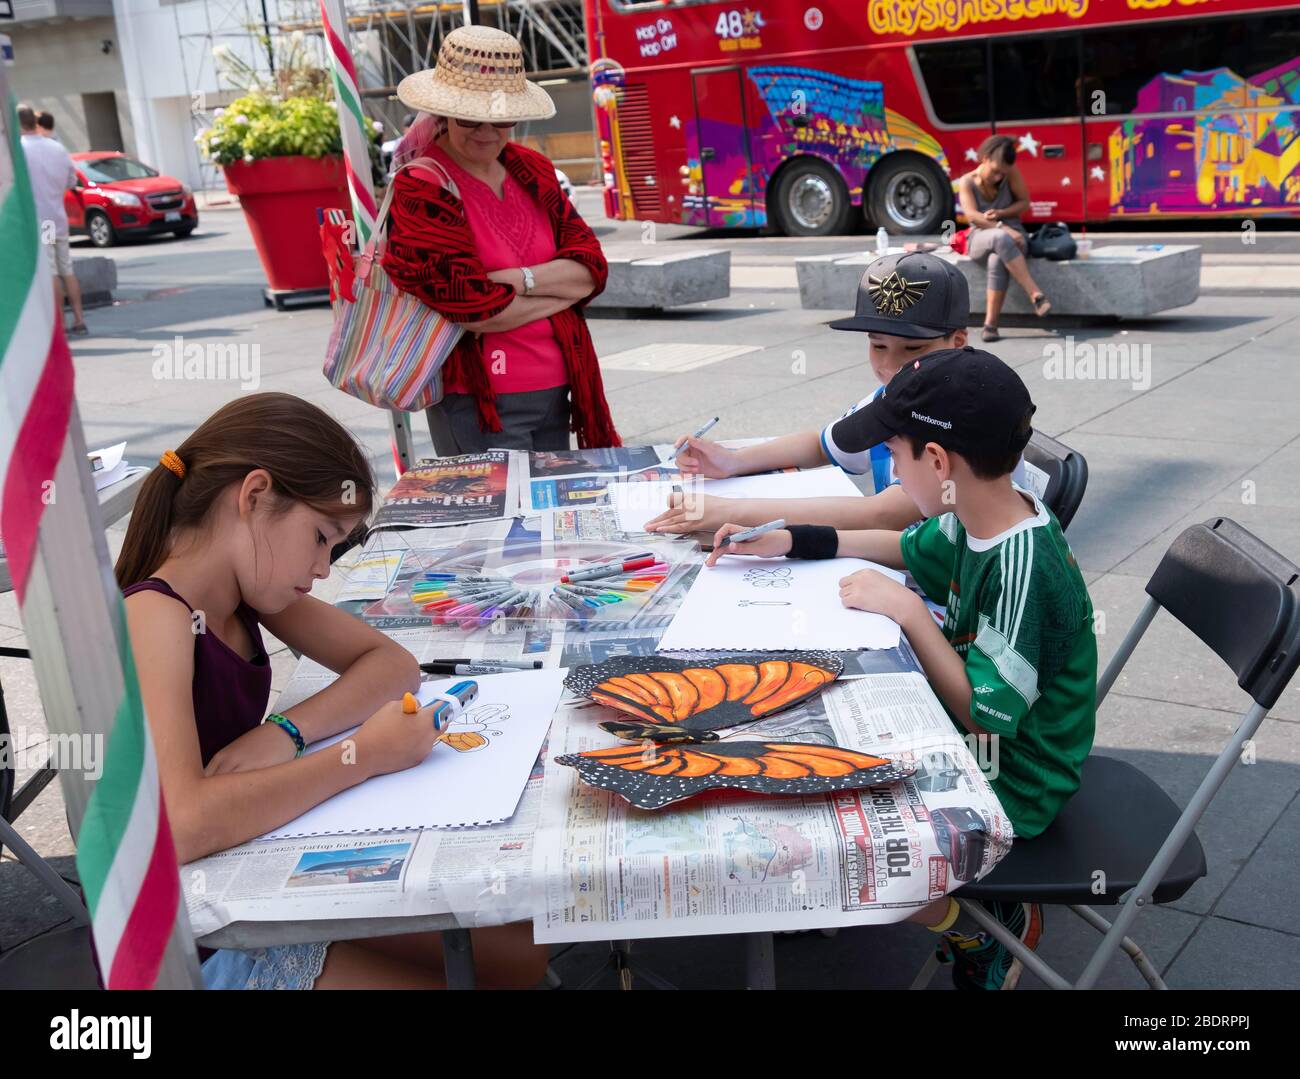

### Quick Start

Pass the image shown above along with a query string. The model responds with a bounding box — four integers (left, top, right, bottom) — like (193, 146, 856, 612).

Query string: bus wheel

(867, 156, 950, 236)
(771, 160, 851, 237)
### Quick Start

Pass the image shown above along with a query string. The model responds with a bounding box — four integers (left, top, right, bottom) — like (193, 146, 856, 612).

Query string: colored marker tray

(367, 540, 689, 632)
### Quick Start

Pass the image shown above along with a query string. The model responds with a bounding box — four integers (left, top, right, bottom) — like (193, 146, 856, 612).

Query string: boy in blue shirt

(647, 253, 1030, 535)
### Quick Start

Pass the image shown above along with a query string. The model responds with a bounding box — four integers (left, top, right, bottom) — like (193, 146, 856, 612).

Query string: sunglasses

(453, 118, 516, 130)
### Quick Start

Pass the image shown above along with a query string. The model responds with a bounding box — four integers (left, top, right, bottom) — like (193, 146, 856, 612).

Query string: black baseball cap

(829, 252, 969, 339)
(828, 347, 1035, 460)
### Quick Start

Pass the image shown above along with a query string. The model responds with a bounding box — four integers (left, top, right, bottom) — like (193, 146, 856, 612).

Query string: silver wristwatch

(520, 266, 536, 295)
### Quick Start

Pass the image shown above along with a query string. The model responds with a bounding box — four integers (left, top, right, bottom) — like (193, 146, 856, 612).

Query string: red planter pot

(222, 155, 351, 292)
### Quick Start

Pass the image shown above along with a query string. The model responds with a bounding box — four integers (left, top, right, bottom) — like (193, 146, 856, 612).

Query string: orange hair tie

(159, 450, 186, 479)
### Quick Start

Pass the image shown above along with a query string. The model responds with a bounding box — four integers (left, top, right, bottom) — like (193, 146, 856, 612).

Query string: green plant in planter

(196, 34, 384, 175)
(200, 93, 344, 165)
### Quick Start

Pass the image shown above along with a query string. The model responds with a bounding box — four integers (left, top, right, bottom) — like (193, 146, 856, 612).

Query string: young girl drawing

(117, 393, 547, 989)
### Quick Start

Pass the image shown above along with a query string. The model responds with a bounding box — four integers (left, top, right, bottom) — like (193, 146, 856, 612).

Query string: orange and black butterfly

(555, 740, 914, 810)
(565, 653, 845, 743)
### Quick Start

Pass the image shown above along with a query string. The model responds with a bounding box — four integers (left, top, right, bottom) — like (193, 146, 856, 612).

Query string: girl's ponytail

(114, 392, 375, 589)
(114, 458, 186, 589)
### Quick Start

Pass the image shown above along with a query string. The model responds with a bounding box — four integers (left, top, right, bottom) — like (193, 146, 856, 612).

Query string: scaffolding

(176, 0, 591, 190)
(277, 2, 589, 95)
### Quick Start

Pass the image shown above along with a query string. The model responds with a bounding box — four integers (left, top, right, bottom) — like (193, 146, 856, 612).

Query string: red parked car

(65, 152, 198, 248)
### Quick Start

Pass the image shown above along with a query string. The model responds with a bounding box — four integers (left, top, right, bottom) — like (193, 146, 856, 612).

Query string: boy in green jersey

(707, 347, 1097, 989)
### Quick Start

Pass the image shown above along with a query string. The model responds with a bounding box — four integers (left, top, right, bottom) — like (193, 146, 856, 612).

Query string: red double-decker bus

(585, 0, 1300, 235)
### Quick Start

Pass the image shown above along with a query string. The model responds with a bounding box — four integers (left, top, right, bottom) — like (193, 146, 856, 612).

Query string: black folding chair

(913, 517, 1300, 989)
(1024, 430, 1089, 531)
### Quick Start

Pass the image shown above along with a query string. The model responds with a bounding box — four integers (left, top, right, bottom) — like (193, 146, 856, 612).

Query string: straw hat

(397, 25, 556, 124)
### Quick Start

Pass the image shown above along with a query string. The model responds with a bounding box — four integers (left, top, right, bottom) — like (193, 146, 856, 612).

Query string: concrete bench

(590, 245, 730, 310)
(796, 244, 1201, 319)
(72, 256, 117, 308)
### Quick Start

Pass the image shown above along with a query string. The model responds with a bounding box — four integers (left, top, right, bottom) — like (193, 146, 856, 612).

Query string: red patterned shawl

(381, 141, 620, 448)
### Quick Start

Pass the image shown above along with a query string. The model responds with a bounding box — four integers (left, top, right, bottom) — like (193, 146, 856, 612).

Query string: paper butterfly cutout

(565, 653, 845, 743)
(559, 653, 916, 810)
(555, 740, 915, 811)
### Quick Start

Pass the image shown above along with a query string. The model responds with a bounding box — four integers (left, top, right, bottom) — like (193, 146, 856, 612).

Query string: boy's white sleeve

(819, 391, 880, 475)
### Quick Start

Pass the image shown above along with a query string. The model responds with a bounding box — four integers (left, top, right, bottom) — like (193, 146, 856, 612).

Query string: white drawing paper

(609, 467, 863, 534)
(656, 556, 904, 652)
(261, 667, 567, 837)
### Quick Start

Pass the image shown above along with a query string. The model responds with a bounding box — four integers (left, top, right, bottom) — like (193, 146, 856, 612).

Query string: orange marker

(402, 691, 419, 714)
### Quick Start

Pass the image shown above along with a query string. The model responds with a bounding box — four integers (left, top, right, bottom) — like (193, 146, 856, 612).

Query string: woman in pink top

(383, 26, 620, 453)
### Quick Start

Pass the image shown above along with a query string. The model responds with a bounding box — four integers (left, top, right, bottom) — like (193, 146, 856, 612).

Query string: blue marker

(430, 680, 479, 732)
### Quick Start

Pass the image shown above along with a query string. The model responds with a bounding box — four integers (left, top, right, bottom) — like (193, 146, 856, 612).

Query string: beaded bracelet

(266, 712, 305, 758)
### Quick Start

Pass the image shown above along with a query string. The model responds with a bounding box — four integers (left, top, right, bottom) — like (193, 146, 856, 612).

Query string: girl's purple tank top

(123, 577, 273, 767)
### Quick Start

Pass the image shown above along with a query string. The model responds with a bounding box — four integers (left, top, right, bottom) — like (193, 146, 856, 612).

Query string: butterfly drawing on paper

(743, 566, 793, 589)
(559, 653, 915, 809)
(439, 703, 510, 753)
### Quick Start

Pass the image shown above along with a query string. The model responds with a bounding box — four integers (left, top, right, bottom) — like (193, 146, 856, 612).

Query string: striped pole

(318, 0, 378, 246)
(0, 78, 199, 986)
(317, 0, 414, 476)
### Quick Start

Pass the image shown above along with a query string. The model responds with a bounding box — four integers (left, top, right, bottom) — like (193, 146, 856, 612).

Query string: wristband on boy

(265, 713, 305, 757)
(786, 524, 839, 560)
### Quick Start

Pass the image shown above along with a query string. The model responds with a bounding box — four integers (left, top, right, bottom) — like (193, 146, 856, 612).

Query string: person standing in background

(383, 26, 617, 454)
(18, 104, 88, 337)
(36, 110, 60, 141)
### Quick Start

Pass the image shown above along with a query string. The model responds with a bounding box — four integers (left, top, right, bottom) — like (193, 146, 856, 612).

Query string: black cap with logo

(829, 252, 970, 339)
(827, 347, 1035, 460)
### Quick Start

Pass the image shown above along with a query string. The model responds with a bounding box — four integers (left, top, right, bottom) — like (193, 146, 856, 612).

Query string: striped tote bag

(322, 158, 463, 411)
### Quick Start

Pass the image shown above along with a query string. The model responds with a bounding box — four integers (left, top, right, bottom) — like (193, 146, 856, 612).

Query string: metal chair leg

(441, 927, 476, 989)
(962, 901, 1073, 989)
(0, 817, 88, 925)
(908, 948, 943, 990)
(1069, 905, 1167, 989)
(744, 932, 776, 989)
(9, 758, 57, 820)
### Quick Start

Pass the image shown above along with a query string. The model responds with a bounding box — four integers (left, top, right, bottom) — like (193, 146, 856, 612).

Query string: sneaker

(939, 901, 1042, 990)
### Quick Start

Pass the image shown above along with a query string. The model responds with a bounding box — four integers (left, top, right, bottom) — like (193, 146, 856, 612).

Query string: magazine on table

(372, 451, 519, 530)
(526, 445, 682, 512)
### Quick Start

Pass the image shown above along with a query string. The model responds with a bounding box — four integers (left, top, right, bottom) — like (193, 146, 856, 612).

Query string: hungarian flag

(0, 95, 182, 987)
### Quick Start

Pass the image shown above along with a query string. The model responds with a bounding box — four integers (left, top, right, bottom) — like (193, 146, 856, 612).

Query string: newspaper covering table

(187, 667, 1012, 944)
(532, 672, 1012, 942)
(186, 780, 542, 942)
(182, 446, 1012, 949)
